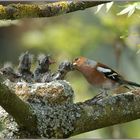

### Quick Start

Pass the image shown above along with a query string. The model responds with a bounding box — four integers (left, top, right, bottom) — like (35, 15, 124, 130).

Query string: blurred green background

(0, 2, 140, 138)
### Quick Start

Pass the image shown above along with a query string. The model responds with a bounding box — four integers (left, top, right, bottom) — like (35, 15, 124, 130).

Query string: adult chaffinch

(72, 57, 140, 98)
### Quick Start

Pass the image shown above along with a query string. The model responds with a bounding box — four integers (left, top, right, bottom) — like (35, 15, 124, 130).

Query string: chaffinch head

(72, 57, 140, 93)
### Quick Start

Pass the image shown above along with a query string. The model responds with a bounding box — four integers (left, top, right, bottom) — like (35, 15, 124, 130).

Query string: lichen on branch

(0, 80, 81, 138)
(1, 77, 140, 138)
(0, 1, 109, 20)
(72, 90, 140, 136)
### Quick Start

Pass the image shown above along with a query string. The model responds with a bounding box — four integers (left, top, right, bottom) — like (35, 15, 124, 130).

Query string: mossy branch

(0, 1, 109, 20)
(72, 90, 140, 137)
(0, 78, 140, 138)
(0, 82, 37, 132)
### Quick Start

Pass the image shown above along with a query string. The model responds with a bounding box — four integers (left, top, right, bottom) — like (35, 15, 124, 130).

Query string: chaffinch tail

(72, 57, 140, 99)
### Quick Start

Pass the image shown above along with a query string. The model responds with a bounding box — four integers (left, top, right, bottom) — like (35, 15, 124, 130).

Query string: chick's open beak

(49, 59, 56, 64)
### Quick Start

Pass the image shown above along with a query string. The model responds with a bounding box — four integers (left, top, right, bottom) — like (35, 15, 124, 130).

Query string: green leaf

(117, 5, 136, 17)
(95, 4, 104, 14)
(128, 7, 135, 17)
(136, 3, 140, 9)
(106, 2, 113, 12)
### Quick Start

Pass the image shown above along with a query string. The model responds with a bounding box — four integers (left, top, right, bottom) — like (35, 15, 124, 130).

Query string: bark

(0, 1, 109, 20)
(72, 90, 140, 136)
(0, 82, 37, 133)
(0, 79, 140, 138)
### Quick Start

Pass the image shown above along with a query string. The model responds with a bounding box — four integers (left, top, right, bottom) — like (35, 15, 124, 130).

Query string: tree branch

(0, 1, 109, 20)
(0, 82, 37, 132)
(1, 78, 140, 138)
(71, 90, 140, 137)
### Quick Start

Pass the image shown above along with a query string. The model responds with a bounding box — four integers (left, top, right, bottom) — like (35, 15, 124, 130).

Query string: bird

(52, 61, 74, 80)
(0, 63, 21, 82)
(34, 54, 55, 82)
(72, 57, 140, 101)
(18, 51, 33, 82)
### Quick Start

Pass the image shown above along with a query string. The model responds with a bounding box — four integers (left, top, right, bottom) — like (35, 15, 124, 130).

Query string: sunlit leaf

(136, 3, 140, 9)
(106, 2, 113, 12)
(95, 4, 104, 14)
(128, 7, 135, 17)
(117, 5, 135, 17)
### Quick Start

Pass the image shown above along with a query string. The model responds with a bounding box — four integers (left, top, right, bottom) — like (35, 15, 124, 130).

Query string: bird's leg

(102, 89, 109, 97)
(90, 89, 109, 104)
(85, 90, 104, 105)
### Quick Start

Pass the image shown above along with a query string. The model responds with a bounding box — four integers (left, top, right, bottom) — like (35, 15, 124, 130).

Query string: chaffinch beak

(72, 62, 77, 71)
(72, 62, 77, 66)
(72, 57, 79, 67)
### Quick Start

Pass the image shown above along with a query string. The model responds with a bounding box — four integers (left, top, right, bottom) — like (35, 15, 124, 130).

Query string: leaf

(136, 49, 140, 54)
(106, 2, 113, 12)
(117, 5, 135, 17)
(128, 7, 135, 17)
(95, 4, 104, 14)
(136, 3, 140, 9)
(120, 30, 129, 39)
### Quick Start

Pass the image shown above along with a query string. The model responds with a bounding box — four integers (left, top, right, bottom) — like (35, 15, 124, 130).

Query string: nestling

(52, 61, 74, 80)
(34, 54, 55, 82)
(0, 63, 21, 82)
(72, 57, 140, 98)
(18, 51, 33, 82)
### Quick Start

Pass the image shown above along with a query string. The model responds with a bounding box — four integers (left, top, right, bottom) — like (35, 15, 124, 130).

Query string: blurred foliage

(0, 2, 140, 138)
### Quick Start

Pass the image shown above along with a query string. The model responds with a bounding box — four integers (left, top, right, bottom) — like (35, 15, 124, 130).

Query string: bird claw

(90, 94, 104, 104)
(87, 90, 109, 105)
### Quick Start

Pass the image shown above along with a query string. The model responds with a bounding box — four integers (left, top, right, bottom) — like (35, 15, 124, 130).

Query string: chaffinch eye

(74, 58, 79, 62)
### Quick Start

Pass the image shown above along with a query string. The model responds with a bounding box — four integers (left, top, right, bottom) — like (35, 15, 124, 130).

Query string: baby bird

(52, 61, 74, 80)
(72, 57, 140, 99)
(34, 54, 55, 82)
(18, 51, 33, 82)
(0, 63, 21, 82)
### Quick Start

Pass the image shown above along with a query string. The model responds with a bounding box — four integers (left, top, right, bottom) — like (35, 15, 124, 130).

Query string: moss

(0, 80, 80, 138)
(57, 2, 69, 13)
(4, 4, 40, 19)
(0, 5, 6, 19)
(27, 80, 81, 138)
(33, 103, 80, 138)
(39, 2, 69, 17)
